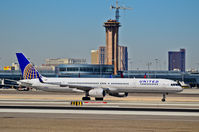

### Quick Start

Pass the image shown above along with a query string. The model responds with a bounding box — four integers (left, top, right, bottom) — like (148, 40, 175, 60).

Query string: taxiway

(0, 89, 199, 132)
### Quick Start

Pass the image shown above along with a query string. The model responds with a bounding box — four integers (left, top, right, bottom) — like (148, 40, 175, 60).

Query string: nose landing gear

(161, 93, 168, 102)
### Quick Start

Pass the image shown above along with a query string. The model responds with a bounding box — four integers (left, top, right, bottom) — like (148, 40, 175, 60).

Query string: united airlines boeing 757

(16, 53, 183, 102)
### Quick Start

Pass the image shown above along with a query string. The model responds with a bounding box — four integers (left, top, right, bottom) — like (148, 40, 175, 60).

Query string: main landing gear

(82, 96, 91, 100)
(82, 91, 91, 100)
(82, 97, 104, 101)
(161, 93, 168, 102)
(82, 91, 104, 101)
(95, 97, 103, 101)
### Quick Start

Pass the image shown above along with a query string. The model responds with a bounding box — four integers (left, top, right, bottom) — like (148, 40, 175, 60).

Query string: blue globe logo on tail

(23, 64, 39, 79)
(16, 53, 40, 79)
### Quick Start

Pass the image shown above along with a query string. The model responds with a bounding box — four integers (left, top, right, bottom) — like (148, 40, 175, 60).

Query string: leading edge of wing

(38, 76, 93, 91)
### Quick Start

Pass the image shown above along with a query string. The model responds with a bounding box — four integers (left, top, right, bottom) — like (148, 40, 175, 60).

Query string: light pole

(197, 63, 199, 72)
(154, 59, 159, 78)
(155, 59, 159, 70)
(146, 62, 152, 71)
(128, 58, 131, 70)
(129, 60, 133, 70)
(146, 62, 152, 78)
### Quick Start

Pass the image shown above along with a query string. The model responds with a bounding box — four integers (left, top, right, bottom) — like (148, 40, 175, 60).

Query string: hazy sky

(0, 0, 199, 70)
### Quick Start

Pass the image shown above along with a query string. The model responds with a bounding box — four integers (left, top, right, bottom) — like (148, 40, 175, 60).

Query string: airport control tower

(104, 1, 131, 75)
(104, 20, 120, 75)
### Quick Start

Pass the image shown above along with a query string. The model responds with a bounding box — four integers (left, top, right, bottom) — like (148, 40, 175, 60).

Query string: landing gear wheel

(161, 93, 166, 102)
(161, 98, 166, 102)
(95, 97, 103, 101)
(82, 97, 91, 100)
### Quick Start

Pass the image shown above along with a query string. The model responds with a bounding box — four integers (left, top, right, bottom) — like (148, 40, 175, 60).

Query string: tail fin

(16, 53, 41, 79)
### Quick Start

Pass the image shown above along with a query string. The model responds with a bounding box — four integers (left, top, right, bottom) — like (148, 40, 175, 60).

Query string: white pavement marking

(0, 101, 69, 104)
(109, 102, 199, 107)
(0, 109, 199, 117)
(1, 100, 199, 107)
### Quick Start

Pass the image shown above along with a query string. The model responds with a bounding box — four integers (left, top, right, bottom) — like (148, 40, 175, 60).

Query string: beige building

(91, 45, 128, 72)
(91, 46, 106, 65)
(43, 58, 86, 67)
(91, 50, 99, 64)
(12, 63, 19, 70)
(45, 58, 69, 67)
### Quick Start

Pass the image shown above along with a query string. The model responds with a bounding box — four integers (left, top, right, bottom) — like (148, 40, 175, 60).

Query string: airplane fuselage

(20, 77, 183, 94)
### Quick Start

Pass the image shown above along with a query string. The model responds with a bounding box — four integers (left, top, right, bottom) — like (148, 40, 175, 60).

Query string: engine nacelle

(88, 88, 106, 98)
(109, 92, 128, 97)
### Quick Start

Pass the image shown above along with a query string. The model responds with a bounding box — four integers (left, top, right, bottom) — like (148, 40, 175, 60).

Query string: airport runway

(0, 89, 199, 131)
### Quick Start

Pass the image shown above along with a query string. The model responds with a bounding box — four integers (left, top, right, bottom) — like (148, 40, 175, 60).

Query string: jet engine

(108, 92, 128, 97)
(88, 88, 106, 98)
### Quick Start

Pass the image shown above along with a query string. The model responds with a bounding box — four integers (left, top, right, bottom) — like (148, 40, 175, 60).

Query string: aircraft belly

(118, 86, 178, 93)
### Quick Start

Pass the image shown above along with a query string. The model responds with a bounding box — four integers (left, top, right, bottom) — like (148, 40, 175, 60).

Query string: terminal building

(55, 64, 114, 78)
(1, 68, 199, 88)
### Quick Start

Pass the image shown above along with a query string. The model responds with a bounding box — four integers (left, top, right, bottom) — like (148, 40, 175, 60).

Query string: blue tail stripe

(16, 53, 30, 75)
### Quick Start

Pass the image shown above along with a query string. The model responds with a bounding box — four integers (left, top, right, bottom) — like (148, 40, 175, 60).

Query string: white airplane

(16, 53, 183, 102)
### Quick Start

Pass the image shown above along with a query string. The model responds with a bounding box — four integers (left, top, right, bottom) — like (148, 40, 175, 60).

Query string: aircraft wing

(60, 83, 109, 92)
(67, 84, 93, 91)
(39, 81, 94, 91)
(19, 81, 32, 87)
(38, 76, 109, 91)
